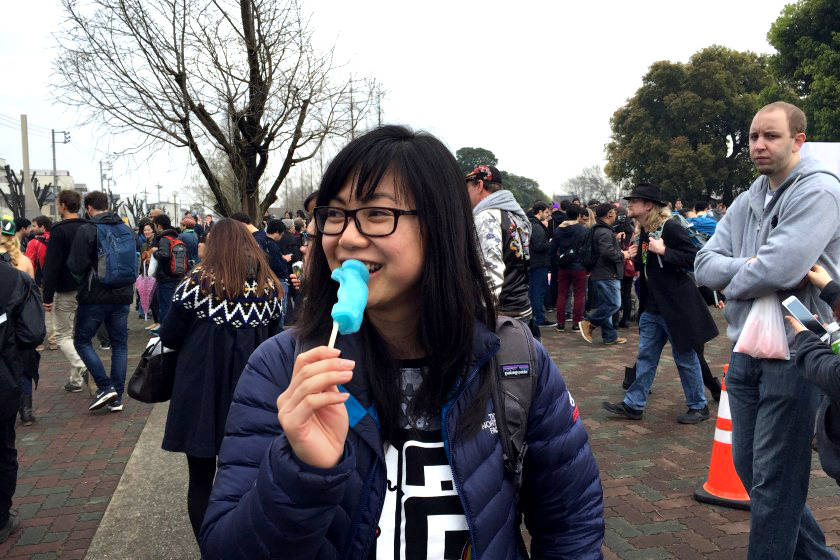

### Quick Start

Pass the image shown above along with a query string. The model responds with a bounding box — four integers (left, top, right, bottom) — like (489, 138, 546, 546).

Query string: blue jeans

(586, 279, 621, 343)
(74, 304, 129, 397)
(625, 311, 706, 411)
(727, 352, 836, 560)
(528, 266, 549, 324)
(156, 280, 178, 324)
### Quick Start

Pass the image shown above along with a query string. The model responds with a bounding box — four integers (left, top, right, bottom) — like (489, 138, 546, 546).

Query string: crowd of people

(1, 100, 840, 559)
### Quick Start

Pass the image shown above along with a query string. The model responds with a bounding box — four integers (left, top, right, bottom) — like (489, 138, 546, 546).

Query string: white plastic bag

(147, 255, 158, 277)
(733, 295, 790, 360)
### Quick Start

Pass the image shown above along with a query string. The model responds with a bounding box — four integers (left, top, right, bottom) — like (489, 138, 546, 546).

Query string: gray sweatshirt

(695, 156, 840, 346)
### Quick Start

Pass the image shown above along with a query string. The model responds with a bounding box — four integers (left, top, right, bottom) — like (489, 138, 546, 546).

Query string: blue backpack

(95, 222, 137, 287)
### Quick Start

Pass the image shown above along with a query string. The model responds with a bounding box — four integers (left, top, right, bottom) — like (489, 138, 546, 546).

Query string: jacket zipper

(357, 458, 382, 559)
(442, 354, 493, 558)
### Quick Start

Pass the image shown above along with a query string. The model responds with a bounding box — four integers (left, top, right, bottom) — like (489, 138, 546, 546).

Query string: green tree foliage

(606, 46, 780, 203)
(768, 0, 840, 141)
(455, 147, 498, 174)
(500, 171, 551, 211)
(455, 146, 550, 209)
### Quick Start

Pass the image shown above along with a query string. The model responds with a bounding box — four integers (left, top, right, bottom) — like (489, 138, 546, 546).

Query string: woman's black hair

(296, 125, 496, 444)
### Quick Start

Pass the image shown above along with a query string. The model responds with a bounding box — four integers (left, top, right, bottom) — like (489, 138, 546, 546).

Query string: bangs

(317, 137, 412, 206)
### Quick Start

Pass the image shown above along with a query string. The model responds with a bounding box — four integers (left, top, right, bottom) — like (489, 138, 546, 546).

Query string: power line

(0, 113, 53, 132)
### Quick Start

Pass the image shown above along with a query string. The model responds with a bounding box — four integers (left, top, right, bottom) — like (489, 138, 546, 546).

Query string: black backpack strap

(489, 315, 538, 498)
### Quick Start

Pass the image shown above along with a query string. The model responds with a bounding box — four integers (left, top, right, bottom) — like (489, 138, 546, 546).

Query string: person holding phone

(199, 126, 604, 559)
(787, 264, 840, 486)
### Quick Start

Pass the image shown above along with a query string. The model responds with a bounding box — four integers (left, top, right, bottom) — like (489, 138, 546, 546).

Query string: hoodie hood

(472, 190, 529, 223)
(748, 156, 840, 219)
(91, 211, 125, 225)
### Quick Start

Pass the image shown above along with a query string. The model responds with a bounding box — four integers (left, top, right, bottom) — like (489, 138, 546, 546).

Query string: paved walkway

(2, 310, 839, 559)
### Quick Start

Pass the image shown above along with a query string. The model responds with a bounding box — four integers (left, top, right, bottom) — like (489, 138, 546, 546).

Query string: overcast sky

(0, 0, 791, 204)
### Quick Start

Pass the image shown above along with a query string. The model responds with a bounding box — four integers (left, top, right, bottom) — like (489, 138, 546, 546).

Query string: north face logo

(481, 413, 498, 435)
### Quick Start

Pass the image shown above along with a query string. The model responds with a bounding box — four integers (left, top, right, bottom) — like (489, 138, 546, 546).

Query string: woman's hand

(276, 346, 354, 469)
(290, 273, 301, 290)
(786, 315, 809, 334)
(807, 264, 833, 290)
(647, 237, 666, 255)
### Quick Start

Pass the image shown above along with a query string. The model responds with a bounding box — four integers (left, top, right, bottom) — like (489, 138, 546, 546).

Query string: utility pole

(156, 184, 162, 208)
(20, 115, 38, 219)
(173, 192, 178, 218)
(52, 129, 70, 218)
(141, 185, 149, 206)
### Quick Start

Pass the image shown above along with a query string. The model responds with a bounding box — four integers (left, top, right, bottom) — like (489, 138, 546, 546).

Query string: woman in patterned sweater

(158, 218, 283, 542)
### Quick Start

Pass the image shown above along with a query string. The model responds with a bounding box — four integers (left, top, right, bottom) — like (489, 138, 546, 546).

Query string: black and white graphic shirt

(376, 360, 471, 560)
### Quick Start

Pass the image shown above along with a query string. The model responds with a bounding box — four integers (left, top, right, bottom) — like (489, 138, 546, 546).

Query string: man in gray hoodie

(695, 101, 840, 560)
(466, 165, 536, 338)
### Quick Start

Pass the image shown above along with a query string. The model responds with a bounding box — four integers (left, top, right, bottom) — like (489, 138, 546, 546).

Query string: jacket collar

(333, 319, 500, 458)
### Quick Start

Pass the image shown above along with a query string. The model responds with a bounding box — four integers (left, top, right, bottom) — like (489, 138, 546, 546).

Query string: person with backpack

(0, 239, 46, 543)
(67, 191, 137, 412)
(551, 204, 589, 331)
(25, 216, 57, 352)
(151, 214, 188, 326)
(199, 126, 604, 559)
(579, 203, 635, 345)
(178, 217, 200, 268)
(0, 218, 40, 427)
(41, 190, 89, 393)
(466, 164, 539, 339)
(603, 183, 717, 425)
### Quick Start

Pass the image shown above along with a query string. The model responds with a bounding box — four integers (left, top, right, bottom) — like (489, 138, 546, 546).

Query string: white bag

(733, 295, 790, 360)
(146, 255, 158, 277)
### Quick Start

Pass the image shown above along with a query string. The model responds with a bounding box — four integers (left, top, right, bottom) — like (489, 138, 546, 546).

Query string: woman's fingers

(281, 370, 354, 414)
(279, 392, 350, 435)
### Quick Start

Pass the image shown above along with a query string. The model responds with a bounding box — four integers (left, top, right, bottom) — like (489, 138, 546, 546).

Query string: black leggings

(186, 455, 217, 542)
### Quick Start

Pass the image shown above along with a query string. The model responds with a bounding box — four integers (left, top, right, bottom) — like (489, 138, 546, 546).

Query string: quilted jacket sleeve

(199, 333, 356, 559)
(520, 343, 605, 559)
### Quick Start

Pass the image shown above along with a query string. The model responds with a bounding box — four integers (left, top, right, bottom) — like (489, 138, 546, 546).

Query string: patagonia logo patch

(501, 363, 530, 378)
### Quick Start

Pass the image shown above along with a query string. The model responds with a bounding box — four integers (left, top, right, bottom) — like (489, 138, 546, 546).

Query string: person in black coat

(0, 255, 46, 543)
(528, 202, 554, 327)
(159, 218, 283, 543)
(788, 264, 840, 486)
(604, 184, 718, 424)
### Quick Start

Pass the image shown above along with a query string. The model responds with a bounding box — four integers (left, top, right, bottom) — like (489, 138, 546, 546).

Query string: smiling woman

(199, 125, 605, 560)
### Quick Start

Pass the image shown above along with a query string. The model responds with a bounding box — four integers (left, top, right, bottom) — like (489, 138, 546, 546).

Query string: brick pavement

(0, 314, 153, 560)
(540, 309, 840, 559)
(3, 309, 839, 559)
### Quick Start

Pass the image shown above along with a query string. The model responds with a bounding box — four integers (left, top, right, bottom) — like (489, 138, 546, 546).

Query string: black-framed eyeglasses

(313, 206, 418, 237)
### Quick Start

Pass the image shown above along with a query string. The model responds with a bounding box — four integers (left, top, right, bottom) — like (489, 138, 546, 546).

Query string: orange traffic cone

(694, 365, 751, 510)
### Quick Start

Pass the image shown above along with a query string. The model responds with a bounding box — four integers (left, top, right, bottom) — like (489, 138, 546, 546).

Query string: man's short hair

(587, 199, 600, 207)
(230, 212, 252, 225)
(14, 217, 31, 230)
(559, 200, 570, 211)
(694, 201, 709, 213)
(152, 214, 172, 230)
(595, 203, 614, 218)
(58, 190, 81, 213)
(266, 218, 286, 235)
(565, 205, 582, 220)
(293, 217, 305, 232)
(84, 191, 109, 211)
(531, 201, 548, 214)
(758, 101, 807, 136)
(32, 215, 52, 231)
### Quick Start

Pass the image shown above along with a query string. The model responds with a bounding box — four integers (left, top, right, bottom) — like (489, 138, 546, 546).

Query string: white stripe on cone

(714, 428, 732, 444)
(719, 390, 731, 420)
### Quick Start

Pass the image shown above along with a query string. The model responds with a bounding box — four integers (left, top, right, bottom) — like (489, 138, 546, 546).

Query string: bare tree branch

(54, 0, 380, 222)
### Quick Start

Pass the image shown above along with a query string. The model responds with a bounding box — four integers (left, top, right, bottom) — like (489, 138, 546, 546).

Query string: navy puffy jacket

(200, 322, 604, 559)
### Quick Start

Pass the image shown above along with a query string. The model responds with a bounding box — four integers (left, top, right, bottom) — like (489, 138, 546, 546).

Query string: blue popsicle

(330, 260, 370, 334)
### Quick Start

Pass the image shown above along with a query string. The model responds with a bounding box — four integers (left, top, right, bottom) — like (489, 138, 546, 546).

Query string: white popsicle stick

(328, 321, 339, 349)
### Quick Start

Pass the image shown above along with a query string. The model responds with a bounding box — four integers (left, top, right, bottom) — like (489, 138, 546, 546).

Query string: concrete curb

(85, 402, 199, 559)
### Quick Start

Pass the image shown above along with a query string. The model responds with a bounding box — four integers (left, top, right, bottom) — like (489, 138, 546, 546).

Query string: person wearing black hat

(602, 183, 717, 424)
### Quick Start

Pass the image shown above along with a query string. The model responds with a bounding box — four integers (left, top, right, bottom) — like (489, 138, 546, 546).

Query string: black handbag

(127, 338, 177, 403)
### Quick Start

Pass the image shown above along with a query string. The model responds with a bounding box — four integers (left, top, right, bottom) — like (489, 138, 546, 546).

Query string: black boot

(622, 365, 636, 390)
(20, 394, 34, 427)
(706, 377, 722, 403)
